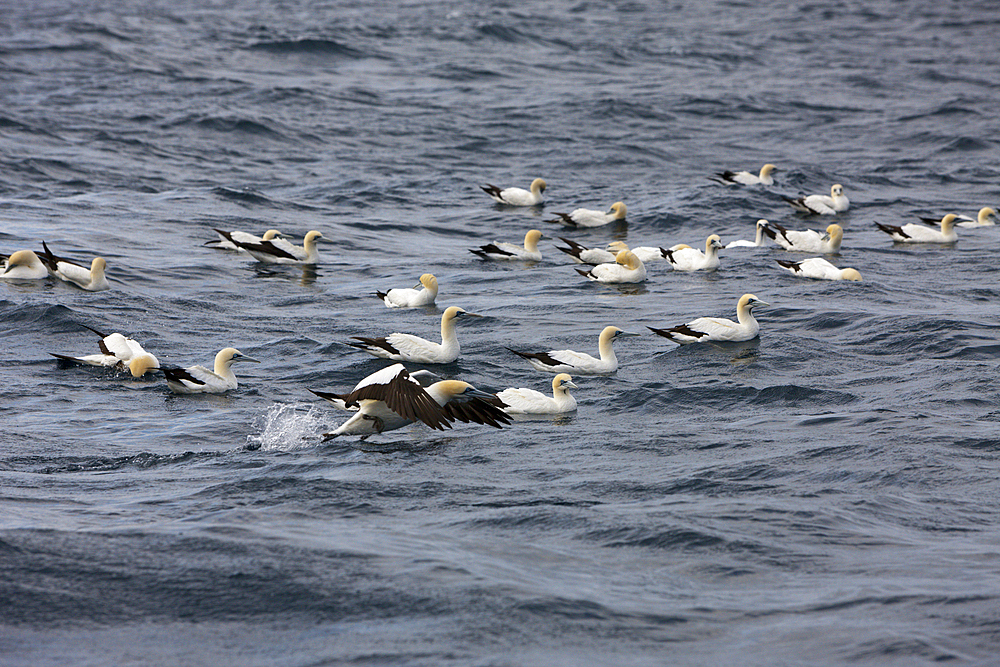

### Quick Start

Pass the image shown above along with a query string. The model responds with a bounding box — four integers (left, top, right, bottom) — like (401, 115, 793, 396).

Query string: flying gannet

(316, 363, 510, 439)
(507, 325, 639, 375)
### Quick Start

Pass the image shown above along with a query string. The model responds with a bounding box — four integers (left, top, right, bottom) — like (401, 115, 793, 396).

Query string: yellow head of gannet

(608, 202, 627, 219)
(615, 250, 642, 270)
(128, 353, 161, 378)
(524, 229, 544, 252)
(419, 273, 438, 291)
(529, 178, 547, 196)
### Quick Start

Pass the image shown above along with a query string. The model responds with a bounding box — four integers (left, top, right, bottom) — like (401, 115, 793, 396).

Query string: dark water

(3, 0, 1000, 664)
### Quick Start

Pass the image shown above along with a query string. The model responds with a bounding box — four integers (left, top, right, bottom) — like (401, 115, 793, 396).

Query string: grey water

(3, 0, 1000, 664)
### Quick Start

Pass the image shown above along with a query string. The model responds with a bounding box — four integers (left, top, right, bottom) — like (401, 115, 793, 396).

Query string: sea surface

(3, 0, 1000, 664)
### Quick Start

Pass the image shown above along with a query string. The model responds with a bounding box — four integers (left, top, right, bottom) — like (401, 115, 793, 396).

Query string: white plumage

(229, 230, 325, 264)
(547, 202, 627, 227)
(783, 184, 850, 215)
(315, 363, 510, 439)
(876, 214, 958, 243)
(664, 234, 723, 271)
(777, 257, 862, 281)
(955, 207, 997, 228)
(347, 306, 478, 364)
(1, 250, 49, 280)
(576, 250, 646, 283)
(495, 373, 578, 414)
(377, 273, 439, 308)
(554, 237, 616, 264)
(648, 294, 767, 344)
(606, 242, 668, 263)
(471, 229, 544, 261)
(763, 222, 843, 253)
(725, 220, 769, 248)
(713, 163, 777, 186)
(481, 178, 547, 206)
(39, 242, 110, 291)
(208, 228, 283, 251)
(508, 325, 639, 375)
(50, 324, 161, 377)
(162, 347, 259, 394)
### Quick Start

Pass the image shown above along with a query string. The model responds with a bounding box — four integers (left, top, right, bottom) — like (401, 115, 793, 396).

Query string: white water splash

(246, 403, 329, 452)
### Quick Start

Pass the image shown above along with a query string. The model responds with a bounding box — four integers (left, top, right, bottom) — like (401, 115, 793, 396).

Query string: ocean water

(3, 0, 1000, 664)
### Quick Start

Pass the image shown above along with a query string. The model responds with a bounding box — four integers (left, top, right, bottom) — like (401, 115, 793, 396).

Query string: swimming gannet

(507, 325, 639, 375)
(546, 202, 627, 228)
(347, 306, 479, 364)
(576, 249, 646, 283)
(712, 163, 777, 186)
(49, 324, 161, 377)
(377, 273, 439, 308)
(725, 220, 770, 248)
(664, 234, 723, 271)
(470, 229, 544, 261)
(231, 230, 324, 264)
(494, 373, 578, 414)
(1, 250, 49, 280)
(208, 228, 283, 251)
(162, 347, 259, 394)
(648, 294, 767, 344)
(38, 242, 110, 291)
(317, 364, 510, 439)
(481, 178, 547, 206)
(782, 184, 850, 215)
(763, 222, 843, 253)
(777, 257, 861, 281)
(554, 237, 617, 264)
(605, 242, 669, 264)
(919, 208, 995, 229)
(876, 214, 958, 243)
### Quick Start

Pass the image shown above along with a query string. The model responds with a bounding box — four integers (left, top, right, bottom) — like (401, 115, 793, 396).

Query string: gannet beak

(619, 330, 641, 337)
(464, 386, 495, 400)
(821, 232, 831, 241)
(236, 355, 261, 363)
(564, 380, 579, 389)
(461, 311, 483, 318)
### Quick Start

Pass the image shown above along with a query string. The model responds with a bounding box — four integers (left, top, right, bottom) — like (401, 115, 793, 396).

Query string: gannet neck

(440, 306, 468, 348)
(736, 294, 765, 327)
(597, 326, 621, 363)
(826, 224, 844, 248)
(979, 207, 996, 224)
(705, 234, 722, 258)
(754, 220, 767, 245)
(530, 178, 547, 196)
(760, 164, 776, 179)
(552, 373, 576, 399)
(524, 229, 543, 252)
(610, 202, 627, 219)
(420, 273, 439, 294)
(941, 214, 958, 232)
(302, 230, 323, 261)
(262, 229, 282, 240)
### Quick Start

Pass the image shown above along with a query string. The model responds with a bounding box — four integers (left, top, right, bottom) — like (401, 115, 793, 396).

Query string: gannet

(493, 373, 578, 414)
(470, 229, 544, 261)
(546, 202, 627, 228)
(725, 220, 769, 248)
(554, 237, 616, 264)
(919, 208, 996, 229)
(712, 163, 777, 186)
(208, 228, 283, 251)
(777, 257, 862, 281)
(481, 178, 546, 206)
(648, 294, 767, 344)
(1, 250, 49, 280)
(664, 234, 723, 271)
(38, 242, 110, 291)
(347, 306, 479, 364)
(316, 364, 510, 439)
(782, 184, 850, 215)
(576, 249, 646, 283)
(763, 222, 843, 253)
(507, 325, 639, 375)
(311, 369, 443, 410)
(606, 241, 669, 264)
(876, 214, 958, 243)
(162, 347, 259, 394)
(377, 273, 438, 308)
(230, 230, 324, 264)
(49, 324, 161, 377)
